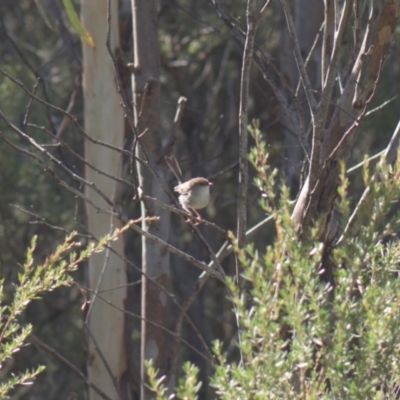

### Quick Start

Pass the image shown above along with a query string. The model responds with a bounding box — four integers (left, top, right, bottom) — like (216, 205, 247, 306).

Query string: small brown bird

(165, 156, 213, 224)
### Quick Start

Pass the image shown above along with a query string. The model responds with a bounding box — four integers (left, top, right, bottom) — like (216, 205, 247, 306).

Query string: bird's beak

(209, 182, 213, 186)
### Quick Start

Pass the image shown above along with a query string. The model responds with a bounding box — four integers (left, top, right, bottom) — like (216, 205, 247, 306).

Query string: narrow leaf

(62, 0, 95, 48)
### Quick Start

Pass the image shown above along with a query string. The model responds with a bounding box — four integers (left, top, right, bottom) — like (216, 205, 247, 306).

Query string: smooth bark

(81, 0, 127, 399)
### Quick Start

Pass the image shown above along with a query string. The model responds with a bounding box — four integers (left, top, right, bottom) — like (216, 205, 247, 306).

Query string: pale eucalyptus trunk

(81, 0, 128, 399)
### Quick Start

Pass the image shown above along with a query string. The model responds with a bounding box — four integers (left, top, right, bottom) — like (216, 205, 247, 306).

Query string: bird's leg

(181, 207, 195, 223)
(191, 208, 203, 225)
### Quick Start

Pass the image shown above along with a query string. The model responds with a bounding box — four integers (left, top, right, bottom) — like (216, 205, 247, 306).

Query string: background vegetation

(1, 0, 400, 399)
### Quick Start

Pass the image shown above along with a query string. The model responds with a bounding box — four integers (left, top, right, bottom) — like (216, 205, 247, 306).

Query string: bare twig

(163, 96, 187, 157)
(78, 285, 215, 365)
(212, 214, 275, 268)
(23, 78, 40, 125)
(384, 119, 400, 166)
(106, 0, 148, 202)
(28, 123, 136, 190)
(105, 1, 136, 134)
(259, 0, 273, 15)
(0, 111, 116, 208)
(84, 324, 123, 400)
(0, 69, 141, 161)
(280, 0, 317, 114)
(237, 0, 257, 264)
(337, 186, 370, 245)
(129, 221, 225, 282)
(346, 150, 385, 174)
(2, 24, 57, 134)
(210, 0, 303, 139)
(365, 95, 399, 118)
(55, 88, 77, 139)
(30, 334, 114, 400)
(10, 204, 77, 235)
(85, 216, 115, 321)
(0, 131, 116, 216)
(296, 22, 324, 97)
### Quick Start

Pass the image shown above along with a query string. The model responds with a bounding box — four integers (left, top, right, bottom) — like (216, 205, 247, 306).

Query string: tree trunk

(81, 1, 128, 399)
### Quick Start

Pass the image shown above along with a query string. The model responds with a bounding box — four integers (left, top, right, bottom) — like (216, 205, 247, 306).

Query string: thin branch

(209, 159, 238, 180)
(309, 0, 352, 187)
(105, 0, 136, 136)
(337, 186, 370, 245)
(384, 119, 400, 166)
(78, 226, 215, 368)
(337, 117, 400, 245)
(211, 214, 275, 269)
(365, 95, 399, 117)
(259, 0, 273, 15)
(30, 334, 114, 400)
(78, 285, 215, 366)
(302, 60, 382, 228)
(237, 0, 256, 255)
(327, 56, 383, 163)
(28, 123, 135, 190)
(323, 0, 352, 89)
(0, 131, 115, 216)
(322, 0, 335, 82)
(55, 88, 77, 139)
(129, 221, 225, 282)
(279, 0, 318, 114)
(143, 195, 226, 236)
(296, 22, 324, 97)
(23, 78, 40, 126)
(210, 0, 303, 139)
(106, 0, 142, 198)
(346, 150, 385, 174)
(1, 24, 57, 134)
(0, 69, 141, 161)
(163, 96, 188, 157)
(170, 212, 276, 373)
(10, 204, 77, 235)
(84, 324, 123, 400)
(235, 0, 259, 365)
(85, 215, 115, 321)
(0, 111, 116, 208)
(2, 126, 225, 286)
(170, 254, 219, 375)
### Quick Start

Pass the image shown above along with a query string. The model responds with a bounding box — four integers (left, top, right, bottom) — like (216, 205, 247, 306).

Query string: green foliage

(0, 223, 131, 398)
(146, 360, 169, 400)
(149, 125, 400, 399)
(146, 360, 202, 400)
(176, 363, 202, 400)
(62, 0, 95, 47)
